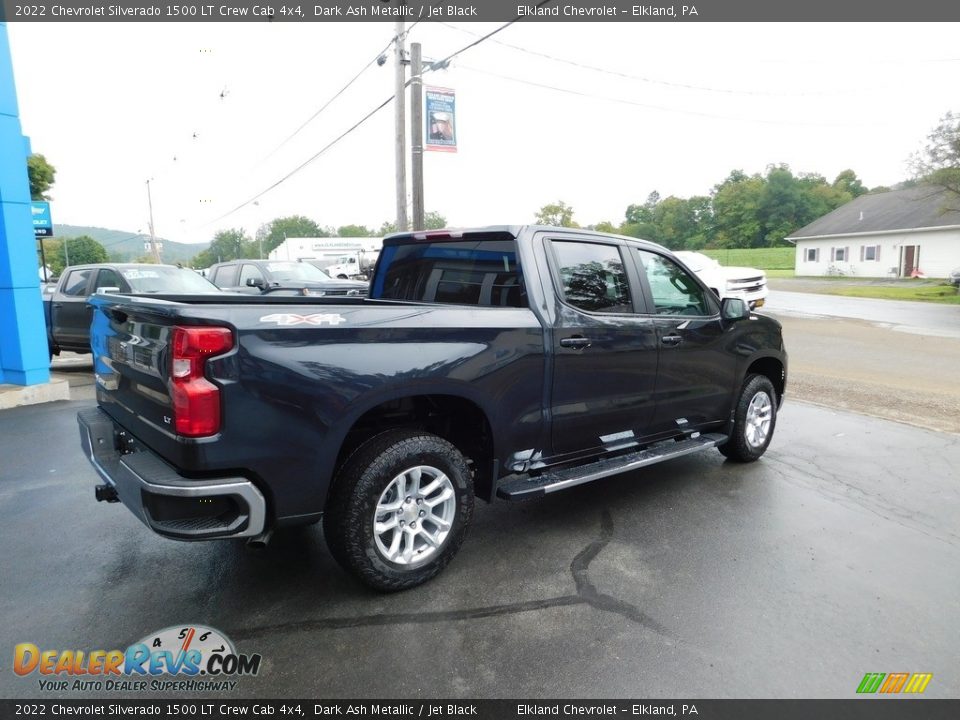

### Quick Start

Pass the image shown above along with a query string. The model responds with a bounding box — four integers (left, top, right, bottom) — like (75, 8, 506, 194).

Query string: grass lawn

(701, 247, 794, 270)
(813, 283, 960, 304)
(692, 247, 960, 303)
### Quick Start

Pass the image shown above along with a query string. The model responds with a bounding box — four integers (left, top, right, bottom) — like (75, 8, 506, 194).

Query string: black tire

(718, 374, 778, 462)
(324, 429, 474, 592)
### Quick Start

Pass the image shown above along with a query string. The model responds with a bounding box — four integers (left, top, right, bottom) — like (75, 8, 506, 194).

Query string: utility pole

(410, 42, 425, 231)
(254, 200, 263, 258)
(394, 19, 408, 232)
(146, 179, 161, 263)
(38, 239, 49, 282)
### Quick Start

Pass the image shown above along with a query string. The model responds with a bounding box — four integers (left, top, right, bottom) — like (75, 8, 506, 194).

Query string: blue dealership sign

(31, 201, 52, 237)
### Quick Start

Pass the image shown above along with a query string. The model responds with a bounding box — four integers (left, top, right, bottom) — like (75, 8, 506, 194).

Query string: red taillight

(170, 326, 234, 437)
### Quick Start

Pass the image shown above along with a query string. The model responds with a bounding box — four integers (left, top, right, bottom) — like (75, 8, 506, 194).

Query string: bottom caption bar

(2, 700, 959, 719)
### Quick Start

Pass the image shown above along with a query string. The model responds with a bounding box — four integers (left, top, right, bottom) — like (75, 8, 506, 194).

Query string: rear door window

(372, 239, 525, 307)
(94, 268, 125, 292)
(550, 241, 632, 314)
(62, 268, 94, 297)
(212, 264, 239, 288)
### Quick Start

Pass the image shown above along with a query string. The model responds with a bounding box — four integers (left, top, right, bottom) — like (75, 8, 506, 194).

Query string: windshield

(265, 262, 332, 282)
(121, 267, 222, 294)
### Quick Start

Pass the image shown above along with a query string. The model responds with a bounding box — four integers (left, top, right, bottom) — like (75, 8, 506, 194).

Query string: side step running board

(496, 433, 727, 501)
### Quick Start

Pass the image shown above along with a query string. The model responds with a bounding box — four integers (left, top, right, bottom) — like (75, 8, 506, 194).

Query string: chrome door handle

(560, 336, 592, 349)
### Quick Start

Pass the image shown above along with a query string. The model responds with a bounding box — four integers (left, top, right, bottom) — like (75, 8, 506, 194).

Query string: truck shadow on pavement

(229, 509, 671, 643)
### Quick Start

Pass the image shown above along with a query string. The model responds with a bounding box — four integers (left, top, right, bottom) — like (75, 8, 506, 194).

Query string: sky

(8, 21, 960, 246)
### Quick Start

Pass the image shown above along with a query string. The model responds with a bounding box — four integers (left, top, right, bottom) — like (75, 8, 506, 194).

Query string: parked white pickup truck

(674, 251, 769, 309)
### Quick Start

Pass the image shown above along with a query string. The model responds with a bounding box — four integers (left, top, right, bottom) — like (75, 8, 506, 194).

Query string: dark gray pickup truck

(45, 263, 221, 357)
(78, 227, 787, 590)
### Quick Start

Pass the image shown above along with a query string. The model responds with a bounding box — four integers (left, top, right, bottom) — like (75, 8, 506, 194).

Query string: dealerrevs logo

(14, 625, 261, 692)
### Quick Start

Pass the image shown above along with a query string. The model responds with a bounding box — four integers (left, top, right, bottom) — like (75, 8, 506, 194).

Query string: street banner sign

(31, 201, 53, 237)
(425, 86, 457, 153)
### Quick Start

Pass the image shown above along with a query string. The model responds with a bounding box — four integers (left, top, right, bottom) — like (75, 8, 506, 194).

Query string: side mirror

(721, 297, 750, 321)
(246, 277, 264, 288)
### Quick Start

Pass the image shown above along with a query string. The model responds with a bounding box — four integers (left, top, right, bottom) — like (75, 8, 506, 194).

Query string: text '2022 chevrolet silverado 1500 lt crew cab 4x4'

(78, 227, 787, 590)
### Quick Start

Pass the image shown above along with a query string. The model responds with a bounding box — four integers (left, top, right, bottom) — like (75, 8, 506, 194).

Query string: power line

(203, 11, 548, 226)
(438, 21, 878, 98)
(256, 31, 406, 165)
(101, 233, 145, 248)
(456, 64, 886, 128)
(171, 25, 427, 229)
(207, 94, 396, 224)
(430, 4, 553, 69)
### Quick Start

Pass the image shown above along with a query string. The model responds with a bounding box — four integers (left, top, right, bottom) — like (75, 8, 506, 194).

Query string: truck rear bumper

(77, 407, 266, 541)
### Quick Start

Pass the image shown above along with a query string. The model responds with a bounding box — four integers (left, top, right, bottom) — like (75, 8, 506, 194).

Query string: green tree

(535, 201, 579, 227)
(424, 211, 447, 230)
(711, 170, 765, 248)
(681, 196, 713, 249)
(622, 191, 662, 240)
(710, 166, 852, 248)
(910, 110, 960, 203)
(379, 211, 447, 235)
(621, 193, 712, 249)
(336, 224, 373, 237)
(255, 215, 326, 257)
(48, 236, 108, 273)
(625, 191, 661, 225)
(27, 153, 56, 201)
(191, 228, 254, 268)
(832, 169, 867, 198)
(591, 220, 619, 234)
(760, 165, 809, 246)
(617, 165, 861, 251)
(802, 174, 853, 223)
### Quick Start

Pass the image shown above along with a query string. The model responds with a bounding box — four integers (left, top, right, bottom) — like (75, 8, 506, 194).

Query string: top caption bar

(2, 0, 959, 22)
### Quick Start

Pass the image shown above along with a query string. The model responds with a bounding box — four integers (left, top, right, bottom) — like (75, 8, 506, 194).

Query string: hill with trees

(46, 225, 208, 264)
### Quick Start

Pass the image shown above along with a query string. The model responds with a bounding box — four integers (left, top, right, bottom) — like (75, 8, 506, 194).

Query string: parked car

(45, 263, 223, 357)
(79, 226, 786, 591)
(207, 259, 368, 296)
(950, 267, 960, 288)
(673, 251, 769, 308)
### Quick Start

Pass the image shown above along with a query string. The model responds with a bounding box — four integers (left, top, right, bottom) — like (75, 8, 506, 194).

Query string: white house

(786, 187, 960, 278)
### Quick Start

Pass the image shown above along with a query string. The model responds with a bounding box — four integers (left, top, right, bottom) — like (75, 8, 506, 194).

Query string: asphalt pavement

(1, 395, 957, 699)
